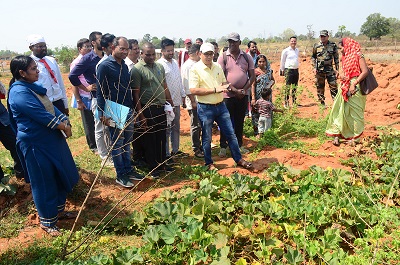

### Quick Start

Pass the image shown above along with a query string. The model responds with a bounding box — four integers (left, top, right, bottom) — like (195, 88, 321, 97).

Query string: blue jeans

(108, 111, 134, 178)
(197, 102, 242, 165)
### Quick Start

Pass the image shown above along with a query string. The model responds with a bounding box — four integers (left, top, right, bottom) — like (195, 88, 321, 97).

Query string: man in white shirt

(181, 44, 204, 158)
(27, 34, 69, 115)
(280, 36, 300, 108)
(247, 41, 258, 65)
(125, 39, 140, 71)
(157, 38, 186, 159)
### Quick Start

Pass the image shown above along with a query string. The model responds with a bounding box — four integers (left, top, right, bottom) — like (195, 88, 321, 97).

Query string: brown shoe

(237, 159, 253, 170)
(207, 164, 218, 171)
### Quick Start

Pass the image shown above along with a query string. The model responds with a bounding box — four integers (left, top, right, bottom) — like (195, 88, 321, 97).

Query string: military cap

(320, 30, 329, 37)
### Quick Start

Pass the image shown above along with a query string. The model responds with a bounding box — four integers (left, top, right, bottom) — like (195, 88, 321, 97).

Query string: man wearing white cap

(189, 43, 253, 171)
(27, 34, 69, 115)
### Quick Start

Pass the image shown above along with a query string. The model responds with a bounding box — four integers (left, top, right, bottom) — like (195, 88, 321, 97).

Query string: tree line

(1, 13, 398, 69)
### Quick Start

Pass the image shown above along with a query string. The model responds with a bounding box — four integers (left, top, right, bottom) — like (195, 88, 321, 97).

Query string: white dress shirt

(31, 54, 68, 108)
(157, 57, 185, 106)
(125, 57, 138, 72)
(280, 46, 299, 72)
(181, 58, 197, 110)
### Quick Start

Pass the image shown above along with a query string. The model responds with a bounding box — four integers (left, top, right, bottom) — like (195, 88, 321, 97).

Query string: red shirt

(178, 50, 189, 68)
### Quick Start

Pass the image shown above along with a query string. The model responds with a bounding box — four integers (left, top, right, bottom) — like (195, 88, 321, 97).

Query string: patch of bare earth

(1, 55, 399, 254)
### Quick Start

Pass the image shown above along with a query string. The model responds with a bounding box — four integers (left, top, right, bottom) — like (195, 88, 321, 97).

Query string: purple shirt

(70, 54, 90, 98)
(68, 50, 101, 98)
(217, 50, 254, 98)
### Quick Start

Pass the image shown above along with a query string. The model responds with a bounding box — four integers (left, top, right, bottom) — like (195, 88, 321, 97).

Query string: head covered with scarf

(340, 38, 362, 101)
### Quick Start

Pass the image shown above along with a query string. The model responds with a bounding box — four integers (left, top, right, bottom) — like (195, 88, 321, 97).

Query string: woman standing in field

(251, 54, 275, 136)
(325, 38, 369, 146)
(8, 55, 79, 236)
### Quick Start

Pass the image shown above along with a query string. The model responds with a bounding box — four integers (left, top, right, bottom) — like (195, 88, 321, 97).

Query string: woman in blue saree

(251, 54, 275, 136)
(8, 55, 79, 236)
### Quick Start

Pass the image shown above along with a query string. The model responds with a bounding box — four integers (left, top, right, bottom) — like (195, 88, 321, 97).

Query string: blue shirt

(96, 56, 133, 116)
(68, 50, 101, 98)
(0, 101, 10, 126)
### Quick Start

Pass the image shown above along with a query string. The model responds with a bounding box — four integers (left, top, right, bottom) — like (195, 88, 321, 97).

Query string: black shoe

(163, 165, 175, 172)
(150, 170, 161, 179)
(171, 151, 187, 157)
(194, 149, 204, 158)
(127, 170, 145, 181)
(165, 156, 175, 165)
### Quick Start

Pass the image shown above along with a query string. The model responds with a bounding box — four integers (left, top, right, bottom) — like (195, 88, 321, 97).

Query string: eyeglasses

(33, 44, 47, 49)
(203, 52, 214, 57)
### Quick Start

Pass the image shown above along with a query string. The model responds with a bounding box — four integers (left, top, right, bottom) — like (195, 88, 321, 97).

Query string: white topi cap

(27, 34, 46, 46)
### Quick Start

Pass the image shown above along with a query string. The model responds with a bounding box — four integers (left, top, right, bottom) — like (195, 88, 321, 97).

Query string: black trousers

(0, 123, 24, 179)
(142, 106, 167, 170)
(284, 68, 299, 104)
(52, 99, 68, 115)
(80, 109, 97, 150)
(132, 126, 146, 162)
(220, 96, 247, 148)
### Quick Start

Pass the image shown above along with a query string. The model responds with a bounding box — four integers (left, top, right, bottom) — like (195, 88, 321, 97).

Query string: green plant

(58, 131, 400, 264)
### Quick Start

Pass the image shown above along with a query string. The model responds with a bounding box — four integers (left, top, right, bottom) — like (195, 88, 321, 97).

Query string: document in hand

(104, 99, 130, 129)
(71, 94, 92, 109)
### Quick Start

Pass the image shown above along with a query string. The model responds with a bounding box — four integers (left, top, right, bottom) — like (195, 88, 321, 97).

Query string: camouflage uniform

(311, 32, 339, 104)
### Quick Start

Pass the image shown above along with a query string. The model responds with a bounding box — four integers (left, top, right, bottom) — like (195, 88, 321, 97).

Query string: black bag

(360, 68, 378, 95)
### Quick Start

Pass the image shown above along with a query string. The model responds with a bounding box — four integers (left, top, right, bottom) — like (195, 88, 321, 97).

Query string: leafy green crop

(33, 132, 400, 264)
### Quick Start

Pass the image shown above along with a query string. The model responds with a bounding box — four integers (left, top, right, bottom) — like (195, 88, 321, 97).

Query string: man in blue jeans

(189, 43, 252, 171)
(97, 36, 144, 188)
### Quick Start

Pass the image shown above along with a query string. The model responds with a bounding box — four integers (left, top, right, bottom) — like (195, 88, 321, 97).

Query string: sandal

(40, 224, 62, 237)
(207, 164, 218, 171)
(237, 159, 253, 170)
(332, 137, 340, 146)
(58, 211, 78, 220)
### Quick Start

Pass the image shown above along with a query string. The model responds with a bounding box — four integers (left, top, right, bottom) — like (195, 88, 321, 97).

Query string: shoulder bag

(360, 68, 378, 95)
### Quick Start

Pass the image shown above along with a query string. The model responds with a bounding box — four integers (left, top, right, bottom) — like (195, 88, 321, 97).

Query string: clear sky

(2, 0, 399, 53)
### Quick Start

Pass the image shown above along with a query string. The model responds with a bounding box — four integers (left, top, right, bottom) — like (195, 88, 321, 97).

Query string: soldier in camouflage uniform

(311, 30, 339, 106)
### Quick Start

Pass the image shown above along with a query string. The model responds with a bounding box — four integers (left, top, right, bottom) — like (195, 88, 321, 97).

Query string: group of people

(278, 30, 368, 145)
(0, 29, 370, 236)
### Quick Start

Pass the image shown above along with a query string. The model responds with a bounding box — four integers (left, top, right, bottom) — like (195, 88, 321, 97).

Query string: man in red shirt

(178, 39, 192, 68)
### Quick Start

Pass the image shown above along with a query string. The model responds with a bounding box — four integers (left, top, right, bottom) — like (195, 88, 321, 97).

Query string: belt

(198, 101, 223, 106)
